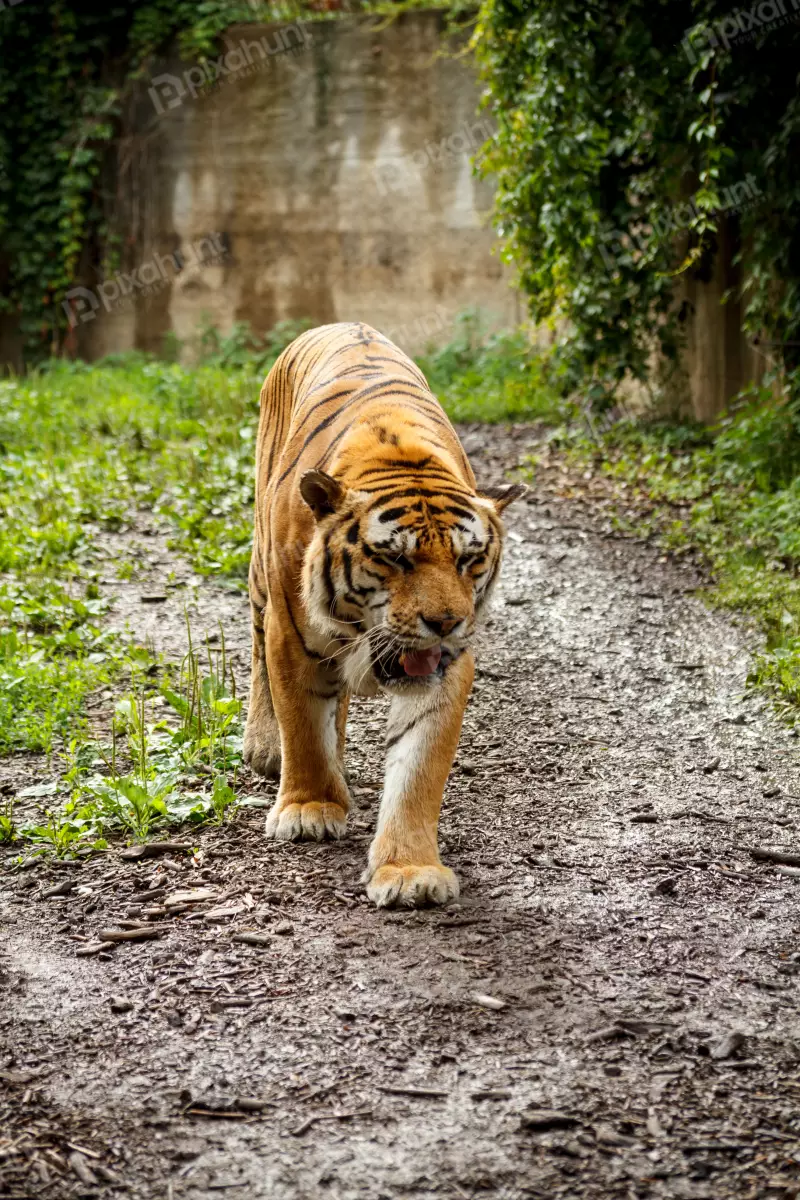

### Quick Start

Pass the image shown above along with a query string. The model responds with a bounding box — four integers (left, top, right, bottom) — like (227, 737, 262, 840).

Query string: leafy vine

(474, 0, 800, 402)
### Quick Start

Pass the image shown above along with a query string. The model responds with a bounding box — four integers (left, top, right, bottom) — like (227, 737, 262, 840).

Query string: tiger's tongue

(402, 646, 442, 677)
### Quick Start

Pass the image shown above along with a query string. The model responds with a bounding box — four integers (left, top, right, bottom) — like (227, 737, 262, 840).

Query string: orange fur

(244, 322, 525, 906)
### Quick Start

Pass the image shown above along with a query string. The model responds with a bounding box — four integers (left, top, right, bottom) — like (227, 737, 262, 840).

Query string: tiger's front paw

(265, 797, 348, 842)
(365, 863, 459, 909)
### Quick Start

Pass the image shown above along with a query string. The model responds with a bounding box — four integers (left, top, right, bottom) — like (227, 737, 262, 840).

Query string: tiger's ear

(299, 470, 345, 520)
(478, 482, 529, 512)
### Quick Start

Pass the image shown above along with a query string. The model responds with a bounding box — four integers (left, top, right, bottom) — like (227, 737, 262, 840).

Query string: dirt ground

(2, 424, 799, 1200)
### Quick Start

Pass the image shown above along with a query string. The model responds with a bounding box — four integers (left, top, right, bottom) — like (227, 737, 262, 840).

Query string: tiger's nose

(421, 614, 461, 637)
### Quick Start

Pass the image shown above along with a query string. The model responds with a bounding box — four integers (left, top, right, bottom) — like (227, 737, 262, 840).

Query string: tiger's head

(299, 465, 526, 694)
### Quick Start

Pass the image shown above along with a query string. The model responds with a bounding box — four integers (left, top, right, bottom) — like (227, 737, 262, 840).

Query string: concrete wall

(77, 12, 519, 361)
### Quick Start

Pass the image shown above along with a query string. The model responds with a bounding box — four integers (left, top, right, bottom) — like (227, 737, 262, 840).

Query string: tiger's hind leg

(243, 579, 281, 779)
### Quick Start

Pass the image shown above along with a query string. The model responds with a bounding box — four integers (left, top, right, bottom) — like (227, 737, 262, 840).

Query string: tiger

(244, 321, 525, 908)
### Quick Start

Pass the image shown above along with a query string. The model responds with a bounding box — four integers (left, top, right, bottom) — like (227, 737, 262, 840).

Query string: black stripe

(288, 326, 337, 390)
(322, 530, 336, 608)
(315, 423, 352, 472)
(377, 506, 412, 524)
(359, 394, 452, 428)
(281, 377, 435, 486)
(281, 581, 322, 660)
(341, 548, 371, 597)
(342, 596, 366, 616)
(379, 475, 464, 493)
(292, 386, 359, 437)
(364, 486, 473, 508)
(357, 456, 433, 478)
(341, 547, 355, 592)
(276, 393, 367, 487)
(386, 708, 432, 750)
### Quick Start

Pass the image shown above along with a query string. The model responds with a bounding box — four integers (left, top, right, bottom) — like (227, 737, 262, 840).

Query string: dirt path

(2, 426, 799, 1200)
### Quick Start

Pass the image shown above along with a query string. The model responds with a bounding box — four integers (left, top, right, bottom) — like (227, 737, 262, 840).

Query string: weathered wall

(77, 12, 519, 361)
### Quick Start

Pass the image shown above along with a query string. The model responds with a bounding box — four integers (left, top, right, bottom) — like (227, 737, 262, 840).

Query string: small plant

(21, 807, 106, 859)
(83, 691, 180, 843)
(0, 800, 18, 844)
(209, 774, 237, 825)
(161, 617, 242, 777)
(39, 620, 246, 848)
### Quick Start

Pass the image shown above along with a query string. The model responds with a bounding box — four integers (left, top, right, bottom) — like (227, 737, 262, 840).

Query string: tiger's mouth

(371, 641, 456, 687)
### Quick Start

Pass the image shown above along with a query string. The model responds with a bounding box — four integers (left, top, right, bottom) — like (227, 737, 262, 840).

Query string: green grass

(549, 378, 800, 725)
(15, 622, 245, 858)
(0, 355, 259, 755)
(417, 312, 565, 424)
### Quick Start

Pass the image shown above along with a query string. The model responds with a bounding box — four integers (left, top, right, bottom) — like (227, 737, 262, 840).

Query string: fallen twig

(471, 992, 507, 1011)
(670, 809, 731, 824)
(747, 847, 800, 868)
(118, 842, 194, 861)
(231, 933, 272, 947)
(75, 941, 113, 956)
(99, 926, 166, 942)
(377, 1085, 449, 1098)
(434, 918, 485, 930)
(68, 1152, 96, 1186)
(41, 880, 76, 898)
(184, 1108, 253, 1120)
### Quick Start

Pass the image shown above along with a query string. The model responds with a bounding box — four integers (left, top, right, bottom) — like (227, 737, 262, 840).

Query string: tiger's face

(299, 468, 526, 694)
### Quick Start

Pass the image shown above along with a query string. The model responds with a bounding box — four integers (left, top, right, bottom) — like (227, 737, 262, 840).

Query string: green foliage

(21, 808, 108, 860)
(0, 800, 17, 845)
(18, 625, 243, 856)
(0, 350, 259, 752)
(416, 311, 564, 423)
(474, 0, 800, 401)
(555, 375, 800, 722)
(197, 316, 315, 375)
